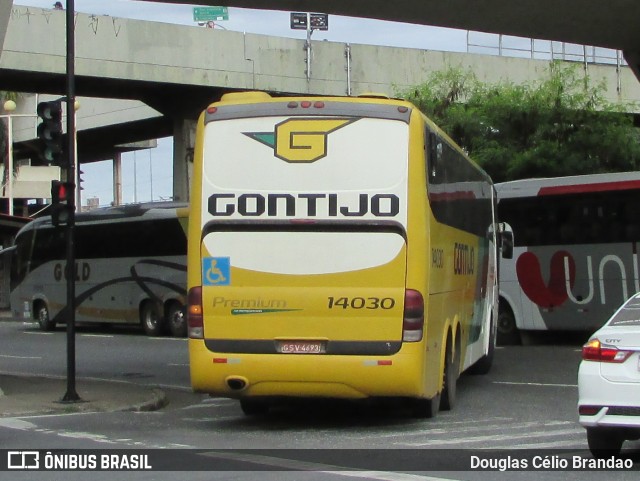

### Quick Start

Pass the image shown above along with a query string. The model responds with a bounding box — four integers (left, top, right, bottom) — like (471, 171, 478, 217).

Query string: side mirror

(499, 222, 514, 259)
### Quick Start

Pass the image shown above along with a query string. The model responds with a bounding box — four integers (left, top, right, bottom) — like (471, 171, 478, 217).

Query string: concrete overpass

(169, 0, 640, 81)
(3, 5, 639, 117)
(2, 4, 640, 204)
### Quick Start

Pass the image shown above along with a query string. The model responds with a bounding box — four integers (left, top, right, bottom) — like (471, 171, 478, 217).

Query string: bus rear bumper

(188, 339, 432, 400)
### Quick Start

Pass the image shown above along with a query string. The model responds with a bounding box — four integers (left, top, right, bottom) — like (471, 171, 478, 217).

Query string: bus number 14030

(327, 297, 395, 310)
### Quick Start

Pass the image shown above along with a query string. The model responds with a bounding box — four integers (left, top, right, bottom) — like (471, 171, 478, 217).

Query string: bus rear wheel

(36, 302, 55, 331)
(141, 302, 164, 337)
(167, 302, 186, 337)
(410, 394, 440, 419)
(440, 337, 459, 411)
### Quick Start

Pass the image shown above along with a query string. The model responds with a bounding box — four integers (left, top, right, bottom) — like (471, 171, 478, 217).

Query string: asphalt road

(1, 320, 638, 480)
(0, 319, 190, 390)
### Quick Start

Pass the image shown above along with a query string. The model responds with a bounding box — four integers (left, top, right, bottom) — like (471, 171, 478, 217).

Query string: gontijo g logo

(243, 117, 356, 163)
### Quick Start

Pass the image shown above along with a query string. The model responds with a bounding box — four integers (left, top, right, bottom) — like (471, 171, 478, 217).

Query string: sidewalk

(0, 374, 167, 417)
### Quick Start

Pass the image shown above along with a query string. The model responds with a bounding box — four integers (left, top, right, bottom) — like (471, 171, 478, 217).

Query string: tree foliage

(399, 62, 640, 182)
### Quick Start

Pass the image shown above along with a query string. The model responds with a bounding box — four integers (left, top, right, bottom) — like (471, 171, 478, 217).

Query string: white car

(578, 292, 640, 457)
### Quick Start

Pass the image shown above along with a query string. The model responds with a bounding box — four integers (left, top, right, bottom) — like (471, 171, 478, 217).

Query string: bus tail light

(582, 338, 632, 363)
(188, 286, 204, 339)
(403, 289, 424, 342)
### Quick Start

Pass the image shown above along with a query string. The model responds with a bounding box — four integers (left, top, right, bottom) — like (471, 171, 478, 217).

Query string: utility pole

(62, 0, 80, 403)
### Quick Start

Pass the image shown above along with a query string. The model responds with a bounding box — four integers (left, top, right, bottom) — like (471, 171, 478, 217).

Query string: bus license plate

(277, 341, 325, 354)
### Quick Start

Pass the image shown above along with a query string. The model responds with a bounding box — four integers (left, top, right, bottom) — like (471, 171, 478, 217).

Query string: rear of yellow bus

(187, 92, 436, 414)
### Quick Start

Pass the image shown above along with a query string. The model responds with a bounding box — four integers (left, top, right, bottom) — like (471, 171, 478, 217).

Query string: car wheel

(497, 306, 520, 345)
(587, 428, 624, 458)
(167, 303, 186, 337)
(240, 399, 270, 416)
(36, 303, 56, 331)
(141, 302, 164, 337)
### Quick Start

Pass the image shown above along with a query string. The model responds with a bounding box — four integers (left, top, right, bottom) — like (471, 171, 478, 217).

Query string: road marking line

(493, 381, 577, 388)
(153, 383, 191, 391)
(200, 451, 457, 481)
(0, 354, 41, 359)
(491, 439, 585, 449)
(0, 418, 38, 430)
(80, 334, 114, 338)
(400, 428, 583, 447)
(58, 431, 117, 444)
(23, 331, 53, 335)
(365, 420, 575, 440)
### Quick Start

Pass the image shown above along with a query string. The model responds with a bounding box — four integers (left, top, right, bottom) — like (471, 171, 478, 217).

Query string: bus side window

(427, 131, 442, 182)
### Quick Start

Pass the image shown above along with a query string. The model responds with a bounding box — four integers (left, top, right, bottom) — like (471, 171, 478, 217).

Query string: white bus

(497, 172, 640, 344)
(9, 202, 189, 336)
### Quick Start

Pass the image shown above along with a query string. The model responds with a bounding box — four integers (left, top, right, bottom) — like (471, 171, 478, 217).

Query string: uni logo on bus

(243, 117, 356, 163)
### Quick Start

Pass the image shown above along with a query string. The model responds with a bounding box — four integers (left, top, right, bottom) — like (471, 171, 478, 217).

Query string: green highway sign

(193, 6, 229, 22)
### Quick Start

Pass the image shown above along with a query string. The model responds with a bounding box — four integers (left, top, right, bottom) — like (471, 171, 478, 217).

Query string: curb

(125, 388, 168, 412)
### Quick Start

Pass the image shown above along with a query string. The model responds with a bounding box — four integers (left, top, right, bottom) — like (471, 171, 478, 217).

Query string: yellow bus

(188, 91, 506, 417)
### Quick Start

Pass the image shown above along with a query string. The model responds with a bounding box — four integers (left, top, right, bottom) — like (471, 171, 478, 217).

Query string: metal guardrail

(467, 32, 627, 94)
(467, 32, 626, 66)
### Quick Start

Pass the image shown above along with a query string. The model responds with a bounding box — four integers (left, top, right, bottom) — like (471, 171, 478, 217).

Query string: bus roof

(74, 201, 189, 222)
(17, 201, 189, 234)
(495, 171, 640, 199)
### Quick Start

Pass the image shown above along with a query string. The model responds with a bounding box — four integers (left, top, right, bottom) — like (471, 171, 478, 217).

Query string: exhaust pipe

(226, 376, 248, 391)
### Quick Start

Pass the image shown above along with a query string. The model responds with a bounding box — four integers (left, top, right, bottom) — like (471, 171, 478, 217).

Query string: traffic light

(37, 100, 64, 166)
(50, 180, 74, 227)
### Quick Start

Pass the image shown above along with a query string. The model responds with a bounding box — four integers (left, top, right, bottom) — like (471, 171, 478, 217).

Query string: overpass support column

(0, 0, 12, 53)
(113, 152, 122, 206)
(172, 119, 196, 203)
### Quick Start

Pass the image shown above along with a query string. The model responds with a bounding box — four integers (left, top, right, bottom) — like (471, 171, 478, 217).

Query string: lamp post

(1, 100, 16, 215)
(1, 99, 40, 216)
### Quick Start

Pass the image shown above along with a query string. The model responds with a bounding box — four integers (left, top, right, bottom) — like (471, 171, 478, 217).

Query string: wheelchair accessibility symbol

(203, 257, 230, 286)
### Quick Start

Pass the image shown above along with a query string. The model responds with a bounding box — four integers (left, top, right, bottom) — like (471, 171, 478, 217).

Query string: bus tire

(497, 304, 520, 346)
(36, 302, 55, 331)
(240, 398, 270, 416)
(167, 302, 186, 337)
(410, 394, 439, 419)
(141, 302, 164, 337)
(440, 336, 458, 411)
